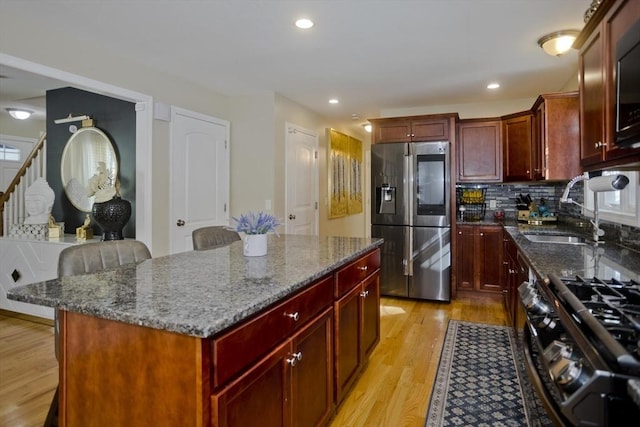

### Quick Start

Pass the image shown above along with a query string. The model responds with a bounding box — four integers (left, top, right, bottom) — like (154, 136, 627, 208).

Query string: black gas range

(519, 273, 640, 426)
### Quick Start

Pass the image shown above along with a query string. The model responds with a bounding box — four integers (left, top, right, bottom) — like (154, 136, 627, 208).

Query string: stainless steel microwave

(615, 19, 640, 148)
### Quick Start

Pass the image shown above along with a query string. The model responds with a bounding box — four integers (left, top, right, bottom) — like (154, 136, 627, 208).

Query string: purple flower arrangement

(233, 211, 280, 235)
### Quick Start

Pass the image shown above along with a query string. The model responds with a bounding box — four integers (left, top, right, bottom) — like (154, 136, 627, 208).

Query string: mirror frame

(60, 126, 118, 212)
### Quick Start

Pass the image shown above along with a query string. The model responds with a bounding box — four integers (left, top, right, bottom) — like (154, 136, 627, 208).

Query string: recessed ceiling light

(329, 99, 339, 104)
(487, 83, 500, 90)
(295, 18, 314, 29)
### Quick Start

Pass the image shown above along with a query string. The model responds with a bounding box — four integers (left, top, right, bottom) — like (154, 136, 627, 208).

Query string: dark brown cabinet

(502, 234, 529, 338)
(334, 266, 380, 404)
(214, 308, 334, 427)
(370, 115, 451, 143)
(502, 112, 535, 182)
(532, 92, 581, 180)
(576, 0, 640, 170)
(456, 225, 504, 294)
(456, 119, 502, 182)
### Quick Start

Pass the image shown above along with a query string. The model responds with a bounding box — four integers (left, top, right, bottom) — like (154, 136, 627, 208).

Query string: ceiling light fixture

(6, 108, 33, 120)
(329, 99, 339, 104)
(295, 18, 314, 29)
(363, 124, 372, 133)
(537, 30, 580, 56)
(487, 83, 500, 90)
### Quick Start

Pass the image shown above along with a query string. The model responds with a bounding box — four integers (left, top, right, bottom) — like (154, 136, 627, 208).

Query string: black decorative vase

(92, 197, 132, 241)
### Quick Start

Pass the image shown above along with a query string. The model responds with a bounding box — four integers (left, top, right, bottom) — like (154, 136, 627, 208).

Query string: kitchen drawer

(212, 275, 333, 388)
(334, 249, 380, 298)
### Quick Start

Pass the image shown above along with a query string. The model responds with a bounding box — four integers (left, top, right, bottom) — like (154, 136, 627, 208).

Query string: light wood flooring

(0, 296, 506, 427)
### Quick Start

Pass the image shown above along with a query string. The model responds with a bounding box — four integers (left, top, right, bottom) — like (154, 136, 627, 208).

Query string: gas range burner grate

(547, 273, 640, 372)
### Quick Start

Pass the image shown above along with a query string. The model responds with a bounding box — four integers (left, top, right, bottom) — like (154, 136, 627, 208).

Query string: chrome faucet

(560, 173, 630, 245)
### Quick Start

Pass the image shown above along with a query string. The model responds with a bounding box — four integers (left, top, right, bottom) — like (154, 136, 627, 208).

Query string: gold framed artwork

(328, 129, 363, 218)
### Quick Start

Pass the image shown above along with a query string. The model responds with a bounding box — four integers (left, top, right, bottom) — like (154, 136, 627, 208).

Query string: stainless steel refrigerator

(371, 141, 451, 301)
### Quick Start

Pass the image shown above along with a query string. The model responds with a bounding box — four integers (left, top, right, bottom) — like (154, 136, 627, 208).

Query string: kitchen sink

(523, 234, 588, 245)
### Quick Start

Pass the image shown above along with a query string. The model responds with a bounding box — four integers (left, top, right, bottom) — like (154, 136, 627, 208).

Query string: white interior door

(285, 123, 318, 235)
(170, 108, 230, 254)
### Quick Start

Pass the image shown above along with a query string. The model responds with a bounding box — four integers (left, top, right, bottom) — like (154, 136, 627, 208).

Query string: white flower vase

(244, 234, 267, 257)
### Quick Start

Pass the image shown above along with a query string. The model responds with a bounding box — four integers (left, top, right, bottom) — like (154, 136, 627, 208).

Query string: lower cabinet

(213, 308, 334, 427)
(503, 234, 530, 337)
(456, 225, 504, 294)
(334, 272, 380, 404)
(214, 247, 381, 427)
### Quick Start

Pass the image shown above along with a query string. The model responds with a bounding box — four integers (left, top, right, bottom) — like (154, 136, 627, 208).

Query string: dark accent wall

(46, 87, 136, 238)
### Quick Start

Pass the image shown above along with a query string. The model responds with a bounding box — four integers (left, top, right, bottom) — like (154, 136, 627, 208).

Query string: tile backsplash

(456, 181, 640, 252)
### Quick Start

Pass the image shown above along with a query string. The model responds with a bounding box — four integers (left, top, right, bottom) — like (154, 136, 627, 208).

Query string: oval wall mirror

(60, 126, 118, 212)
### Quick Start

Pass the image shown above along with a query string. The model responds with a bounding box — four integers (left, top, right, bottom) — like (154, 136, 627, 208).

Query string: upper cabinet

(502, 112, 535, 182)
(370, 115, 453, 143)
(575, 0, 640, 170)
(457, 119, 502, 182)
(532, 92, 581, 180)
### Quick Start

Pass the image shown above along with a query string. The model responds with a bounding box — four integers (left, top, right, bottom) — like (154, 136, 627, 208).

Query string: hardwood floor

(0, 296, 506, 427)
(0, 311, 57, 427)
(330, 295, 507, 427)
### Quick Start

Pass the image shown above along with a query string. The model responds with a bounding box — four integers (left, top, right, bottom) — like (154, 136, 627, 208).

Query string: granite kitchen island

(8, 234, 383, 427)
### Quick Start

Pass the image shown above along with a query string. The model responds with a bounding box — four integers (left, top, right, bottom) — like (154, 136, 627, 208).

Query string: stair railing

(0, 133, 47, 236)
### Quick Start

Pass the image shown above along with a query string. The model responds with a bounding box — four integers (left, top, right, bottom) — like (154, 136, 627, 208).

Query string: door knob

(176, 219, 185, 227)
(288, 214, 296, 220)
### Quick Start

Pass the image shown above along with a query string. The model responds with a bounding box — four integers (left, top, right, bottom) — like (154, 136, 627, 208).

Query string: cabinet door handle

(176, 219, 185, 227)
(357, 265, 368, 272)
(360, 290, 369, 298)
(480, 232, 484, 237)
(287, 351, 303, 366)
(285, 312, 300, 321)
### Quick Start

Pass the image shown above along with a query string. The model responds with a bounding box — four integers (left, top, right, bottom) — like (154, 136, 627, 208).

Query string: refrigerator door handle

(404, 150, 413, 227)
(406, 226, 414, 277)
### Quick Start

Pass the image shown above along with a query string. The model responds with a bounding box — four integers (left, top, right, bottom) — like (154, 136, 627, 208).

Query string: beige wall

(229, 92, 276, 219)
(0, 116, 45, 139)
(274, 94, 371, 238)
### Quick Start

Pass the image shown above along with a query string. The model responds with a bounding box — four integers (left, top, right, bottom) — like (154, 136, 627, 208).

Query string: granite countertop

(503, 224, 640, 282)
(7, 234, 383, 339)
(459, 219, 640, 282)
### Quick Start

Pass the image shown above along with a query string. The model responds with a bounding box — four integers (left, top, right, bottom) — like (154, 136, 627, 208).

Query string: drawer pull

(286, 351, 303, 366)
(360, 290, 369, 298)
(285, 312, 300, 321)
(357, 265, 368, 271)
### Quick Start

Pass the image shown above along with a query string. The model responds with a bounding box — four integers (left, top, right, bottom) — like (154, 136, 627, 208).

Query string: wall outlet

(265, 199, 271, 210)
(489, 199, 497, 208)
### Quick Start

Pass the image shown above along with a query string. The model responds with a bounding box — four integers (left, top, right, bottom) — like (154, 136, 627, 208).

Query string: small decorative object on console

(75, 214, 93, 241)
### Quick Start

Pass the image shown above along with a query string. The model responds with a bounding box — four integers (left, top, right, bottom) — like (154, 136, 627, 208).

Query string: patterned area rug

(425, 320, 552, 427)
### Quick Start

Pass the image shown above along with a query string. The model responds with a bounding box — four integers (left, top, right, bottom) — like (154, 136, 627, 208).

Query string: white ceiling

(0, 0, 591, 124)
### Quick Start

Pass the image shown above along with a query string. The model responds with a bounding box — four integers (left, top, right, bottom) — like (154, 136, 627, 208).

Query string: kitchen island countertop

(7, 234, 383, 338)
